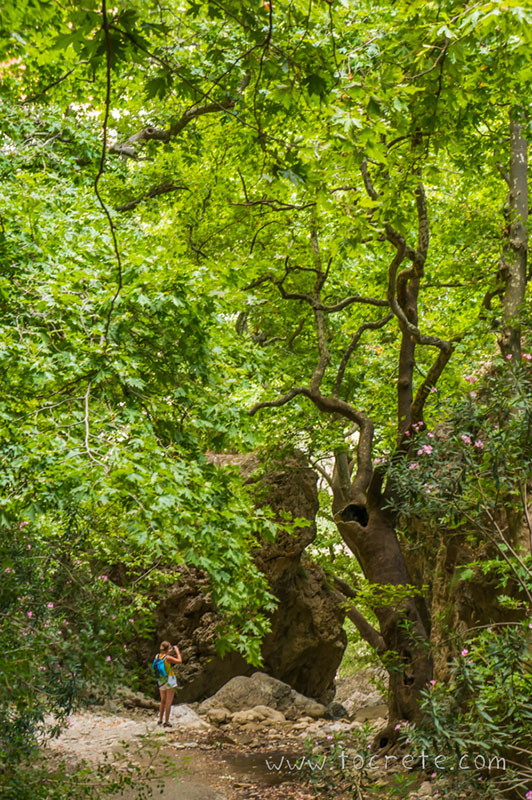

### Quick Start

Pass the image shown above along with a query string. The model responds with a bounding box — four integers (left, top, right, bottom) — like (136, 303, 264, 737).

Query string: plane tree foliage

(0, 0, 531, 789)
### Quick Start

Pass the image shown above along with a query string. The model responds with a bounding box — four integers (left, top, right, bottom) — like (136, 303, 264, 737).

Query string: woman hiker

(154, 641, 182, 727)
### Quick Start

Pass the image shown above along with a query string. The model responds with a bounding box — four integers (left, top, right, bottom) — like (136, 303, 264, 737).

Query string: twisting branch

(109, 99, 237, 158)
(231, 199, 316, 211)
(409, 343, 457, 424)
(250, 387, 374, 498)
(387, 241, 452, 352)
(315, 295, 389, 312)
(334, 313, 394, 397)
(116, 182, 189, 212)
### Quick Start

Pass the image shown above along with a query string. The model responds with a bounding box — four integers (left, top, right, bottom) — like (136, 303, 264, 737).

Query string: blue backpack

(151, 654, 168, 680)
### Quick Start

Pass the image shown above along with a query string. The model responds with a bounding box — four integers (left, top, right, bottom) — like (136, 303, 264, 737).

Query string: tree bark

(332, 475, 433, 736)
(500, 116, 528, 359)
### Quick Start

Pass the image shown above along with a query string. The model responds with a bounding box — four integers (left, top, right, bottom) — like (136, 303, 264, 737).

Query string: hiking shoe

(163, 722, 172, 728)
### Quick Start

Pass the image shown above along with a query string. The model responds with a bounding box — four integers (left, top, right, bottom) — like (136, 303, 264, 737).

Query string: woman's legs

(164, 688, 176, 723)
(158, 686, 167, 723)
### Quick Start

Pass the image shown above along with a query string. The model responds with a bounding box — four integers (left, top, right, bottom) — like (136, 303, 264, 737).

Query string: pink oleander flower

(408, 462, 419, 470)
(461, 649, 469, 656)
(429, 680, 437, 685)
(106, 655, 112, 661)
(417, 444, 433, 455)
(47, 602, 54, 608)
(523, 353, 532, 361)
(525, 790, 532, 800)
(465, 375, 477, 383)
(429, 386, 437, 393)
(474, 440, 484, 449)
(461, 434, 472, 444)
(470, 391, 477, 398)
(427, 431, 434, 438)
(506, 353, 512, 360)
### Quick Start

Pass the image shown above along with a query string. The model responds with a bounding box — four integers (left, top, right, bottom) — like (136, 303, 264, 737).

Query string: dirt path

(47, 710, 319, 800)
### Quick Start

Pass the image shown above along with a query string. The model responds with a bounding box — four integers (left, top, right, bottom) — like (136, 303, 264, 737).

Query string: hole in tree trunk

(339, 504, 369, 527)
(379, 736, 389, 748)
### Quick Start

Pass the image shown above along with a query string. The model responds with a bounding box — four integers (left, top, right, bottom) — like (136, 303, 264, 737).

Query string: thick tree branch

(332, 581, 386, 653)
(109, 99, 236, 158)
(315, 295, 389, 312)
(387, 241, 452, 352)
(409, 345, 455, 424)
(250, 387, 374, 497)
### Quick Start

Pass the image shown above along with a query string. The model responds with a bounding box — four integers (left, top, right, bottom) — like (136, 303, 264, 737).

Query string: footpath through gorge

(46, 671, 446, 800)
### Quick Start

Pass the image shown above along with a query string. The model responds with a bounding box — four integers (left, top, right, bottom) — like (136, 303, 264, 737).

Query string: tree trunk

(333, 488, 433, 744)
(500, 116, 528, 359)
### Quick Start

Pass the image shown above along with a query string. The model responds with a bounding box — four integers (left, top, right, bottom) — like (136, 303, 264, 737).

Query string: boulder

(231, 705, 286, 724)
(203, 707, 232, 725)
(170, 704, 212, 731)
(198, 672, 326, 720)
(134, 455, 346, 704)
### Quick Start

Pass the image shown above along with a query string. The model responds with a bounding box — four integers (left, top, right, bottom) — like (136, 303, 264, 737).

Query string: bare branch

(231, 199, 316, 211)
(248, 387, 306, 416)
(116, 182, 189, 212)
(315, 295, 389, 312)
(334, 313, 394, 397)
(410, 344, 455, 424)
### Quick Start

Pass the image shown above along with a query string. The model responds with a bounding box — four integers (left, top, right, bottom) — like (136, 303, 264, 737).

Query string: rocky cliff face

(137, 456, 346, 703)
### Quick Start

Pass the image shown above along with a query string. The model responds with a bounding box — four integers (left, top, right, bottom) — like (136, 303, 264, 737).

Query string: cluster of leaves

(387, 354, 532, 538)
(403, 621, 532, 798)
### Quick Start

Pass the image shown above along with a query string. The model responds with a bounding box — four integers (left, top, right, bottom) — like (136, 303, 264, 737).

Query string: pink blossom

(461, 434, 472, 445)
(98, 575, 109, 581)
(106, 655, 112, 661)
(429, 387, 437, 393)
(18, 521, 29, 529)
(474, 440, 484, 449)
(27, 611, 33, 618)
(394, 723, 402, 730)
(465, 375, 477, 383)
(461, 649, 469, 656)
(506, 353, 513, 360)
(429, 679, 437, 685)
(525, 790, 532, 800)
(408, 462, 419, 470)
(417, 444, 433, 455)
(469, 391, 477, 398)
(523, 353, 532, 361)
(404, 431, 410, 437)
(4, 568, 13, 574)
(47, 602, 54, 608)
(427, 431, 434, 438)
(26, 544, 31, 550)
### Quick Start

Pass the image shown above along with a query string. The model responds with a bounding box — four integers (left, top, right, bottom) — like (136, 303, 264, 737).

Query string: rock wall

(137, 456, 346, 703)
